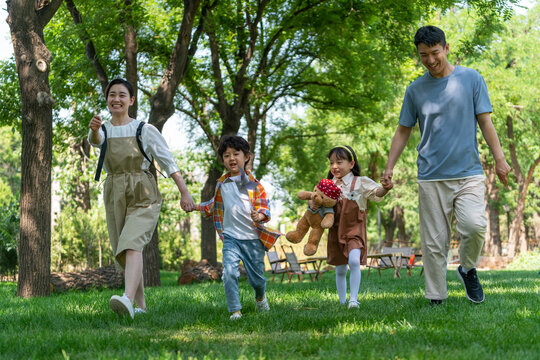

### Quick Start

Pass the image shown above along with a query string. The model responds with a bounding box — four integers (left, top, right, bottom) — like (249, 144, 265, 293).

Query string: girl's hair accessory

(334, 145, 354, 160)
(316, 179, 342, 200)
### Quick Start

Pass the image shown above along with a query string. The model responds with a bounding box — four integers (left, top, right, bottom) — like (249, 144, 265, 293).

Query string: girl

(325, 145, 392, 308)
(88, 78, 195, 318)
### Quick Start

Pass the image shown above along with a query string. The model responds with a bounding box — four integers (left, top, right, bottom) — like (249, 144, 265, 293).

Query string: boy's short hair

(218, 135, 250, 162)
(414, 26, 446, 48)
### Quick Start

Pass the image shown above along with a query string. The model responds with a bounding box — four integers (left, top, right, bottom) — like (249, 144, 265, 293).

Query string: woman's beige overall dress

(103, 133, 162, 268)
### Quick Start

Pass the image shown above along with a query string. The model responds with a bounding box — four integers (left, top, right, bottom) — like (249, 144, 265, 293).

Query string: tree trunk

(8, 0, 63, 297)
(71, 139, 91, 211)
(506, 114, 540, 257)
(394, 206, 409, 246)
(123, 0, 138, 118)
(533, 209, 540, 248)
(143, 225, 161, 286)
(383, 208, 396, 247)
(200, 164, 223, 266)
(520, 223, 528, 254)
(483, 159, 501, 256)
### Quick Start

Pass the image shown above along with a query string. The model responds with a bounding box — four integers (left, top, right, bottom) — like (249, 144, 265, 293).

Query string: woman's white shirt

(88, 119, 179, 176)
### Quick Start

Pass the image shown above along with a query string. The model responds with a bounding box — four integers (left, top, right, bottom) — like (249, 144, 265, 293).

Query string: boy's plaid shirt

(198, 171, 282, 249)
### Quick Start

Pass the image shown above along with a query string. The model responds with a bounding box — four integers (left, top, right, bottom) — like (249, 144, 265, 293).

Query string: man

(381, 26, 510, 305)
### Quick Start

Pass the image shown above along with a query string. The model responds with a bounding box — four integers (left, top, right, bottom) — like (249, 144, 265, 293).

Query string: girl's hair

(327, 145, 361, 179)
(218, 135, 251, 166)
(105, 78, 135, 98)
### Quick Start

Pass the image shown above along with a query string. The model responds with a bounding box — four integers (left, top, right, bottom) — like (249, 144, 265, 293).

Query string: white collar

(333, 172, 354, 186)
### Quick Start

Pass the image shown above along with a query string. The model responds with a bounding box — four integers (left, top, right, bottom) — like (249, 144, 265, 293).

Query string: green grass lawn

(1, 268, 539, 360)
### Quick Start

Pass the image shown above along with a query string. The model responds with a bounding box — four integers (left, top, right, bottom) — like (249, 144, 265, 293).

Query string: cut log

(50, 265, 123, 293)
(178, 259, 247, 285)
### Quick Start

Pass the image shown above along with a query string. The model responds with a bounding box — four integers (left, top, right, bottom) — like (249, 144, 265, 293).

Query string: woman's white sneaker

(109, 294, 134, 319)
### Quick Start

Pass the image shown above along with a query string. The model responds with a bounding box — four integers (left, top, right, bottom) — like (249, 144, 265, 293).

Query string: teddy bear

(286, 179, 341, 256)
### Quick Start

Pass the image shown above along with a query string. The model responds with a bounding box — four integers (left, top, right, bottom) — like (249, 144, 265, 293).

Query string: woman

(88, 78, 195, 318)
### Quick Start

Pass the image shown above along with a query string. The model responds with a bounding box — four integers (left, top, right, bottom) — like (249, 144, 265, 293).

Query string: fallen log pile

(50, 265, 123, 292)
(178, 259, 247, 285)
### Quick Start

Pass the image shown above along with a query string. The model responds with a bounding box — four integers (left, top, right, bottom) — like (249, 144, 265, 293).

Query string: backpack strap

(136, 122, 166, 178)
(94, 124, 107, 181)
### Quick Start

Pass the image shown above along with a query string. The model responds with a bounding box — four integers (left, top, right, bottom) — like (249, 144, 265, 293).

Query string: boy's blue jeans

(222, 234, 266, 313)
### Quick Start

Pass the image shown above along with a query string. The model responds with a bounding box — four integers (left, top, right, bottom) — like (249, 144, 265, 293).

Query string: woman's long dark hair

(326, 145, 361, 179)
(105, 78, 134, 98)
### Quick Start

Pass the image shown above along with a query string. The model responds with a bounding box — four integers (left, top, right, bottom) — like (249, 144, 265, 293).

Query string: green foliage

(157, 150, 207, 270)
(0, 60, 21, 129)
(0, 127, 21, 200)
(506, 249, 540, 270)
(51, 136, 109, 271)
(51, 204, 110, 272)
(0, 269, 539, 358)
(0, 201, 18, 277)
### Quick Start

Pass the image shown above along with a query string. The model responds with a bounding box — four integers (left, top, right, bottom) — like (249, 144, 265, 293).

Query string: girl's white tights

(335, 248, 361, 304)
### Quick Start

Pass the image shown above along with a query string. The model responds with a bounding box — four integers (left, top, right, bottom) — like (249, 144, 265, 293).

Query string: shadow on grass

(0, 269, 538, 359)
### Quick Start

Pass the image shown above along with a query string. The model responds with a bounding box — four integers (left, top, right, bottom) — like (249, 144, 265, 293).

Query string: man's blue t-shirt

(399, 65, 492, 180)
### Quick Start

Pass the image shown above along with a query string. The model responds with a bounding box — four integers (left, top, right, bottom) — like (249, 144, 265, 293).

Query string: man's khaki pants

(418, 176, 486, 300)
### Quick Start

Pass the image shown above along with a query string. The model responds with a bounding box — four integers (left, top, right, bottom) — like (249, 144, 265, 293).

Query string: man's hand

(180, 193, 196, 212)
(495, 159, 511, 186)
(381, 168, 394, 190)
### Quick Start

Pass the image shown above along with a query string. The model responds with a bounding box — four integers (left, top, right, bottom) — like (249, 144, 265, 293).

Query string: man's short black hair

(218, 135, 250, 162)
(414, 26, 446, 48)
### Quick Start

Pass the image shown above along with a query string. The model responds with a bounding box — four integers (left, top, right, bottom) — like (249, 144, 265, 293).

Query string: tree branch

(65, 0, 108, 94)
(506, 114, 524, 186)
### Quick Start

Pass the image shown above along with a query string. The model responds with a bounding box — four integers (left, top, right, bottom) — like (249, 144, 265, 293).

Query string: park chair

(280, 245, 319, 283)
(367, 246, 417, 278)
(266, 249, 288, 283)
(366, 248, 397, 279)
(389, 246, 424, 277)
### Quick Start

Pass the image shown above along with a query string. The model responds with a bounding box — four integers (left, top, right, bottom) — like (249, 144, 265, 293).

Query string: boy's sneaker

(348, 300, 359, 309)
(430, 299, 443, 306)
(109, 293, 134, 319)
(134, 307, 147, 315)
(256, 295, 270, 311)
(457, 266, 485, 304)
(230, 312, 242, 320)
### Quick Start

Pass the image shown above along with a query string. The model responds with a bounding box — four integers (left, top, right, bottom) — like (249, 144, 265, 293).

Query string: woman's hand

(89, 114, 102, 132)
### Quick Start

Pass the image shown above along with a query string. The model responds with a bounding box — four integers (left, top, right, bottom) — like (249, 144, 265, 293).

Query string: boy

(381, 26, 510, 305)
(196, 135, 281, 319)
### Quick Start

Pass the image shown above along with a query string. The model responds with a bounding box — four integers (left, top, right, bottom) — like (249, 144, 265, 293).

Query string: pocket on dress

(133, 173, 159, 206)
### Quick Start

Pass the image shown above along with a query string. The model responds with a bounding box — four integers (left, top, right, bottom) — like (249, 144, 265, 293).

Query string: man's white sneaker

(230, 312, 242, 320)
(109, 294, 134, 319)
(348, 300, 359, 309)
(256, 295, 270, 311)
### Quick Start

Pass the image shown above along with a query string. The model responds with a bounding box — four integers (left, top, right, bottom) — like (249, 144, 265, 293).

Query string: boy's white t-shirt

(221, 175, 259, 240)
